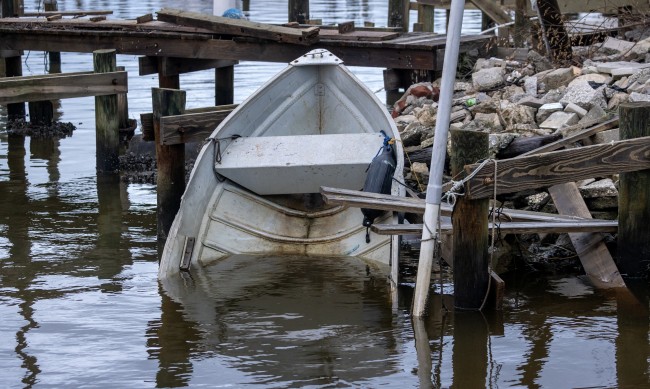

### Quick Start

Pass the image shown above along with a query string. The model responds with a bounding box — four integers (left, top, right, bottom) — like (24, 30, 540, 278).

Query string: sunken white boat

(159, 49, 405, 278)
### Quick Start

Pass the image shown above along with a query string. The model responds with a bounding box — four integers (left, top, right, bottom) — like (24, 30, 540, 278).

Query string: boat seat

(215, 132, 387, 195)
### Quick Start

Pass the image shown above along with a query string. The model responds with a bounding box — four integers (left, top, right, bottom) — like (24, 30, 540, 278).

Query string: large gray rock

(579, 105, 608, 125)
(472, 67, 505, 91)
(579, 178, 618, 198)
(474, 112, 503, 132)
(629, 92, 650, 102)
(560, 80, 607, 110)
(500, 101, 537, 131)
(541, 67, 575, 90)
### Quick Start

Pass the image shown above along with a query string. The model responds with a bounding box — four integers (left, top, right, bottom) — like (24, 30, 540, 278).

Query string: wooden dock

(0, 15, 493, 72)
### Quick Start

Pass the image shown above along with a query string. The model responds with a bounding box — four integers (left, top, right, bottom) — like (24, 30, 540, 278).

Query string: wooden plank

(465, 136, 650, 199)
(0, 70, 127, 104)
(156, 8, 319, 45)
(90, 16, 107, 22)
(371, 219, 618, 235)
(140, 105, 237, 141)
(46, 14, 62, 21)
(136, 14, 154, 24)
(468, 0, 512, 25)
(338, 21, 355, 34)
(319, 29, 400, 42)
(161, 108, 234, 145)
(320, 186, 593, 222)
(548, 183, 625, 288)
(23, 10, 113, 17)
(519, 117, 619, 156)
(0, 17, 216, 35)
(138, 56, 237, 76)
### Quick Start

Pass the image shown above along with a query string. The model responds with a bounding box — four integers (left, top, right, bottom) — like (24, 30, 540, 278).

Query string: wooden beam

(548, 183, 625, 288)
(93, 49, 120, 173)
(468, 0, 512, 25)
(156, 8, 319, 45)
(138, 56, 237, 76)
(371, 219, 619, 235)
(160, 108, 234, 145)
(0, 29, 439, 69)
(465, 136, 650, 199)
(0, 71, 127, 104)
(320, 186, 594, 222)
(23, 10, 113, 17)
(140, 105, 237, 142)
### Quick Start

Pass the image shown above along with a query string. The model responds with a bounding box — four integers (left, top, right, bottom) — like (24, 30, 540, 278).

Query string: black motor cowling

(361, 140, 396, 230)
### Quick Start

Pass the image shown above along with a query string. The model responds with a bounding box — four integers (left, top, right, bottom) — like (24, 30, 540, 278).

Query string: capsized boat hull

(159, 49, 404, 278)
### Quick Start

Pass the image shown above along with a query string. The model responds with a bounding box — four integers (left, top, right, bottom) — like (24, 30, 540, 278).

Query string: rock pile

(393, 29, 650, 267)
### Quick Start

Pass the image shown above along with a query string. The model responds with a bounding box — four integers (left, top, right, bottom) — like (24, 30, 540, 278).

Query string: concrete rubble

(391, 25, 650, 267)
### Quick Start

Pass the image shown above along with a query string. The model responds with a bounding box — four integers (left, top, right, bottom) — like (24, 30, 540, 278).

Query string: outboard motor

(361, 131, 396, 242)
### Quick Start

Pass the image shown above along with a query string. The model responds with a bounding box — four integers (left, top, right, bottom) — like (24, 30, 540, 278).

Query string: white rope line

(441, 158, 492, 207)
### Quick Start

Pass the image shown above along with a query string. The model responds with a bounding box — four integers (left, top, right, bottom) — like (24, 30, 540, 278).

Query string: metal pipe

(412, 0, 466, 317)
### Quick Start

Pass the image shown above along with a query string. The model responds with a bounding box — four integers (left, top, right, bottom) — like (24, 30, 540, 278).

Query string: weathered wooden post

(116, 66, 129, 130)
(451, 129, 490, 309)
(534, 0, 572, 64)
(415, 3, 434, 32)
(44, 0, 61, 72)
(288, 0, 309, 23)
(215, 66, 234, 106)
(618, 102, 650, 278)
(2, 0, 25, 122)
(93, 49, 120, 172)
(152, 88, 186, 240)
(388, 0, 409, 32)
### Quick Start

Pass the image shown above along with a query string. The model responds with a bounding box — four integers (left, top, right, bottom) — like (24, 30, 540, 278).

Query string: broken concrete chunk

(592, 128, 620, 144)
(564, 102, 587, 118)
(629, 92, 650, 102)
(536, 102, 564, 123)
(560, 81, 607, 110)
(472, 67, 505, 91)
(524, 76, 538, 96)
(518, 95, 545, 109)
(542, 67, 575, 90)
(579, 178, 618, 198)
(539, 111, 579, 130)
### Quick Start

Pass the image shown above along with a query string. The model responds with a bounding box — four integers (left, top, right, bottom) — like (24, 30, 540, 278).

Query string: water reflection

(157, 255, 399, 387)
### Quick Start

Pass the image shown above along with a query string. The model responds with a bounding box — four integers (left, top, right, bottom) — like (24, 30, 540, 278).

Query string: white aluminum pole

(412, 0, 466, 317)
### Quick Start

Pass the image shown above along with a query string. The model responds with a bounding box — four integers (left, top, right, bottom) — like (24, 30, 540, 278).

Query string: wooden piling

(2, 0, 25, 122)
(535, 0, 572, 64)
(215, 65, 234, 106)
(450, 129, 490, 310)
(27, 100, 53, 125)
(618, 102, 650, 278)
(93, 49, 120, 172)
(288, 0, 309, 24)
(44, 0, 61, 72)
(116, 66, 129, 130)
(417, 3, 434, 32)
(388, 0, 409, 32)
(152, 88, 186, 240)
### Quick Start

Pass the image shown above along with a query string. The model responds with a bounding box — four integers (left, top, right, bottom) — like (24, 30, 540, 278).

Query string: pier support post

(215, 65, 234, 106)
(416, 3, 434, 32)
(152, 88, 186, 240)
(451, 129, 490, 310)
(2, 0, 25, 123)
(288, 0, 309, 23)
(44, 0, 61, 72)
(93, 49, 120, 172)
(618, 102, 650, 278)
(388, 0, 409, 32)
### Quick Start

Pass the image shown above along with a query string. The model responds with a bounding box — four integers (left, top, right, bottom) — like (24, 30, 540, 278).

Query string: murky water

(1, 1, 649, 388)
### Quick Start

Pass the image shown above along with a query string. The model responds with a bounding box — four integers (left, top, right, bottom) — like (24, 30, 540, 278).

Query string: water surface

(1, 1, 649, 388)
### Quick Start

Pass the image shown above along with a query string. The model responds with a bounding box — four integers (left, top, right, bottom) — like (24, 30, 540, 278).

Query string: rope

(210, 135, 240, 181)
(441, 159, 492, 207)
